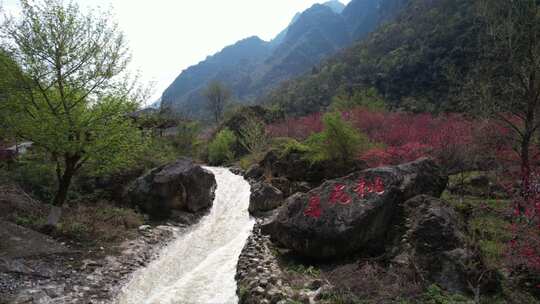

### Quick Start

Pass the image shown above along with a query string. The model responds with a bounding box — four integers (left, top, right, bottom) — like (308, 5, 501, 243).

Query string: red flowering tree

(506, 171, 540, 288)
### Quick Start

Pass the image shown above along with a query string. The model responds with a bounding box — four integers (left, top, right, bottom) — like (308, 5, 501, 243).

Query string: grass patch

(285, 263, 321, 277)
(416, 284, 472, 304)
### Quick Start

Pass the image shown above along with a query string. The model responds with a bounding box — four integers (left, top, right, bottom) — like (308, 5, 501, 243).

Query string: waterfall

(117, 167, 254, 304)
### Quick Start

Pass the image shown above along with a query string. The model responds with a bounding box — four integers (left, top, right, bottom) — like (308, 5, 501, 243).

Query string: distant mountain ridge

(161, 0, 407, 118)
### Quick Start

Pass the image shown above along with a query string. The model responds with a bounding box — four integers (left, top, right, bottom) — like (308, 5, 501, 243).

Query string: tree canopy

(0, 0, 146, 218)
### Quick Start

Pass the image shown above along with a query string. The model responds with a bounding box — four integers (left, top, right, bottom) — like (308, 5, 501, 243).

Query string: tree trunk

(46, 156, 78, 227)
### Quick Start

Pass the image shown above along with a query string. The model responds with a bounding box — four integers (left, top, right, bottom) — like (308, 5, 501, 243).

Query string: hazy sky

(2, 0, 350, 103)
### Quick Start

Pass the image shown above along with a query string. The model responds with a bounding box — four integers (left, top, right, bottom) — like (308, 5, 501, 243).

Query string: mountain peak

(323, 0, 346, 14)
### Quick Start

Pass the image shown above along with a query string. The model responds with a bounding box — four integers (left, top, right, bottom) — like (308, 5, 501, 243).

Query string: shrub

(172, 121, 203, 157)
(329, 87, 386, 112)
(305, 112, 370, 164)
(238, 116, 268, 155)
(419, 284, 471, 304)
(8, 156, 57, 203)
(275, 138, 310, 156)
(208, 128, 237, 165)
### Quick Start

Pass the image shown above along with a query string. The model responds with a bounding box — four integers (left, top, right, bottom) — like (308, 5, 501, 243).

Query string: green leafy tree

(0, 0, 145, 225)
(204, 81, 231, 124)
(208, 128, 236, 165)
(238, 115, 268, 155)
(306, 112, 370, 164)
(330, 87, 386, 112)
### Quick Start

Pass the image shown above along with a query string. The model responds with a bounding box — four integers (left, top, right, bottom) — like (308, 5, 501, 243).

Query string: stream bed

(117, 167, 254, 304)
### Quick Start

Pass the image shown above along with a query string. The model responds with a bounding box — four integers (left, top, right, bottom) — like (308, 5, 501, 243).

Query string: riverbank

(1, 221, 195, 304)
(236, 221, 335, 304)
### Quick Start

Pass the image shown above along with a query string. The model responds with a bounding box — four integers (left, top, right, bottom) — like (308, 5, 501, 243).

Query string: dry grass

(323, 262, 423, 303)
(58, 201, 144, 244)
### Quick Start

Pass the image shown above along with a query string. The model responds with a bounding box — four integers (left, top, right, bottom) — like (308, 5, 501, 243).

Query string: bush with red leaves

(267, 108, 486, 171)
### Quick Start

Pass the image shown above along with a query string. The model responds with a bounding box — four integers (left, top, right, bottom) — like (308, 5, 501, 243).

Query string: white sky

(1, 0, 350, 104)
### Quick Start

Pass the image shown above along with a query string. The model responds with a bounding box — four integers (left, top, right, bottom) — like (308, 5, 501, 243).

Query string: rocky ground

(0, 222, 189, 304)
(235, 158, 517, 303)
(236, 221, 333, 304)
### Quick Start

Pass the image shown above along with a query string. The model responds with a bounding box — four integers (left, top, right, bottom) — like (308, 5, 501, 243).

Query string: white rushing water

(117, 167, 254, 304)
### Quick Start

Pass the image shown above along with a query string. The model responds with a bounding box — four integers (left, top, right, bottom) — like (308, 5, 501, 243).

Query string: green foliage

(204, 81, 231, 123)
(305, 112, 370, 164)
(15, 215, 45, 228)
(470, 215, 511, 269)
(266, 0, 479, 116)
(329, 87, 386, 112)
(275, 138, 310, 156)
(7, 157, 57, 202)
(238, 153, 264, 171)
(172, 121, 203, 157)
(285, 263, 321, 277)
(238, 116, 268, 155)
(208, 128, 237, 165)
(419, 285, 472, 304)
(0, 0, 147, 206)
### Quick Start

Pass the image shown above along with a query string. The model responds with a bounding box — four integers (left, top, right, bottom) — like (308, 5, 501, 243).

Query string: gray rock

(265, 158, 448, 259)
(393, 195, 497, 294)
(245, 164, 264, 180)
(0, 221, 70, 260)
(230, 166, 245, 176)
(249, 182, 284, 215)
(128, 158, 216, 218)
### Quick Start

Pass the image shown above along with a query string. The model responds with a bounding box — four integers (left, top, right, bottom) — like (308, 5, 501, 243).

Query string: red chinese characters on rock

(304, 195, 322, 218)
(329, 184, 352, 205)
(304, 177, 386, 218)
(355, 177, 385, 198)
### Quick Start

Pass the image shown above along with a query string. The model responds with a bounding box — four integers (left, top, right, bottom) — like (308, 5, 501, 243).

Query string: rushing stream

(117, 167, 254, 304)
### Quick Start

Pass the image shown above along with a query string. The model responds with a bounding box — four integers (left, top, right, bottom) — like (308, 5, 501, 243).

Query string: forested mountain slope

(265, 0, 480, 116)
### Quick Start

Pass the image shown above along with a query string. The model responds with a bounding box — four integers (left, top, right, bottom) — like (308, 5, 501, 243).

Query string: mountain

(323, 0, 346, 14)
(264, 0, 479, 116)
(161, 36, 271, 116)
(269, 12, 301, 49)
(252, 4, 351, 95)
(161, 0, 405, 119)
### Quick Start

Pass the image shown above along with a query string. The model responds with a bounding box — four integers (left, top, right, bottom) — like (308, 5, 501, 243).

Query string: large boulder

(249, 182, 284, 215)
(392, 195, 499, 294)
(392, 195, 467, 292)
(264, 158, 448, 259)
(128, 158, 217, 218)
